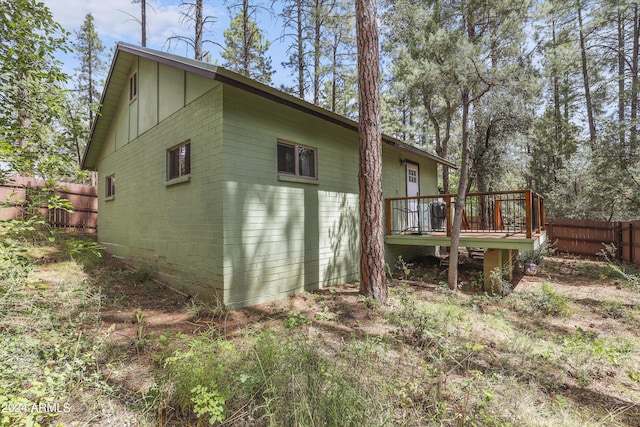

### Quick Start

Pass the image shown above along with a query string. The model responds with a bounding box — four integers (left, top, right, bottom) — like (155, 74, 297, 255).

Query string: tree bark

(425, 95, 451, 193)
(577, 4, 597, 146)
(194, 0, 203, 60)
(448, 89, 470, 291)
(630, 5, 639, 153)
(141, 0, 146, 47)
(356, 0, 386, 304)
(297, 0, 305, 99)
(617, 6, 626, 150)
(243, 0, 251, 76)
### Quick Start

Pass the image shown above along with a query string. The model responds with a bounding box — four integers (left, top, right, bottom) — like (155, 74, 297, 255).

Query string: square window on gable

(167, 141, 191, 181)
(129, 72, 138, 101)
(277, 141, 317, 179)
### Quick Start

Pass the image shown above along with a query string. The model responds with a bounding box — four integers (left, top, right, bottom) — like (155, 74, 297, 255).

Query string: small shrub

(160, 336, 240, 420)
(284, 310, 312, 330)
(0, 239, 31, 288)
(191, 384, 226, 425)
(186, 296, 229, 322)
(127, 264, 153, 283)
(63, 237, 104, 269)
(531, 284, 572, 317)
(519, 241, 555, 267)
(395, 255, 412, 278)
(601, 299, 629, 320)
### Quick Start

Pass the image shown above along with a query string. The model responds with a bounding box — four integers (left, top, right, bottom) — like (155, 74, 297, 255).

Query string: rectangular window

(105, 175, 115, 198)
(277, 141, 317, 179)
(129, 72, 137, 101)
(167, 141, 191, 180)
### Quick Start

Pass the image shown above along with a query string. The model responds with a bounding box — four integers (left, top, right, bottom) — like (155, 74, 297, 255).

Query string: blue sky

(42, 0, 290, 86)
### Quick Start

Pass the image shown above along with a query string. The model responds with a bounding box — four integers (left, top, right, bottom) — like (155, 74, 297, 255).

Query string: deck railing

(385, 190, 544, 239)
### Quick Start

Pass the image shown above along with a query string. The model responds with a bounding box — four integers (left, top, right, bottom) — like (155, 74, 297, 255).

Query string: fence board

(621, 220, 640, 266)
(0, 176, 97, 234)
(546, 217, 639, 267)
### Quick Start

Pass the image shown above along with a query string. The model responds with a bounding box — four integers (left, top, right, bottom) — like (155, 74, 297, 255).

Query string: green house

(82, 43, 455, 308)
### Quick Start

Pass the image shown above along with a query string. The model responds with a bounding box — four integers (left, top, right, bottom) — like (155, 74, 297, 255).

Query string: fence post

(615, 222, 622, 261)
(631, 223, 635, 265)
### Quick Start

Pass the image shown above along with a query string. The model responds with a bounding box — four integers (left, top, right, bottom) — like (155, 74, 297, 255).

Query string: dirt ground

(88, 251, 640, 425)
(94, 249, 640, 347)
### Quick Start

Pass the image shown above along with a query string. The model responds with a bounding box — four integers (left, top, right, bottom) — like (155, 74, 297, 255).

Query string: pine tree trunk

(630, 5, 639, 153)
(577, 5, 596, 146)
(243, 0, 251, 76)
(448, 89, 470, 291)
(356, 0, 386, 304)
(617, 6, 626, 149)
(297, 0, 305, 99)
(313, 0, 322, 105)
(141, 0, 147, 47)
(194, 0, 203, 60)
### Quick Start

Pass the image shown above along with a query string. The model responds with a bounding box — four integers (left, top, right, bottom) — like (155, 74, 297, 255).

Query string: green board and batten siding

(90, 45, 441, 308)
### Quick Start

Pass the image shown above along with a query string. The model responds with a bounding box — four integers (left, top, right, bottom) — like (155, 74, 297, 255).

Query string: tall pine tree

(222, 1, 274, 84)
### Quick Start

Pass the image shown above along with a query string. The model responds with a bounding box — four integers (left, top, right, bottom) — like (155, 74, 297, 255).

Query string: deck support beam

(483, 248, 519, 293)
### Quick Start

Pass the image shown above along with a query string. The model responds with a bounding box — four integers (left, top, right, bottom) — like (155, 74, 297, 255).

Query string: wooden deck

(385, 230, 547, 251)
(385, 190, 546, 251)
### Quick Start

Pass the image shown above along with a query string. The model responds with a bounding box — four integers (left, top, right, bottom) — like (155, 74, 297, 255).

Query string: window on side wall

(277, 141, 317, 179)
(105, 174, 115, 198)
(129, 71, 137, 101)
(167, 140, 191, 181)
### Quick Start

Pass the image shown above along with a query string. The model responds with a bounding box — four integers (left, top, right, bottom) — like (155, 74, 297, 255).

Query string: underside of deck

(385, 230, 547, 251)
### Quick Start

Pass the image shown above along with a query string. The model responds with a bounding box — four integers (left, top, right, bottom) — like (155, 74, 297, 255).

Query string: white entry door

(406, 163, 419, 232)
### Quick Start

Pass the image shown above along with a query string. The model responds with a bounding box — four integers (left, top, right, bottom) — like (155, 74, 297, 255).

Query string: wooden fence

(545, 218, 640, 266)
(0, 176, 97, 234)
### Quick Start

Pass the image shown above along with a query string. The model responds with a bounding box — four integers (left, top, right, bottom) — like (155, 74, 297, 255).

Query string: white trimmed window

(277, 141, 317, 179)
(167, 141, 191, 180)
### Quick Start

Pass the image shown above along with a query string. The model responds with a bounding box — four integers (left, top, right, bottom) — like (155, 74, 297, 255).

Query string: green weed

(531, 284, 573, 317)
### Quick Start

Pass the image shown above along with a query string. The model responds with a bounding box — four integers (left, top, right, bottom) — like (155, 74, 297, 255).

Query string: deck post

(536, 196, 543, 233)
(445, 195, 452, 237)
(525, 190, 532, 239)
(385, 198, 392, 235)
(483, 248, 518, 294)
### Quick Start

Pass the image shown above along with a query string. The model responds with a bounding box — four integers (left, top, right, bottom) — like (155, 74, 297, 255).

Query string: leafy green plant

(486, 267, 513, 296)
(519, 241, 555, 266)
(160, 336, 240, 419)
(395, 255, 412, 278)
(284, 310, 312, 330)
(127, 264, 153, 283)
(63, 237, 103, 269)
(600, 299, 629, 320)
(186, 295, 229, 323)
(531, 284, 572, 317)
(191, 384, 226, 424)
(0, 239, 31, 288)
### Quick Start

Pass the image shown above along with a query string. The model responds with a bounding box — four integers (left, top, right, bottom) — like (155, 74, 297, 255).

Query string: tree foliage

(222, 1, 274, 84)
(72, 13, 106, 168)
(0, 0, 82, 181)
